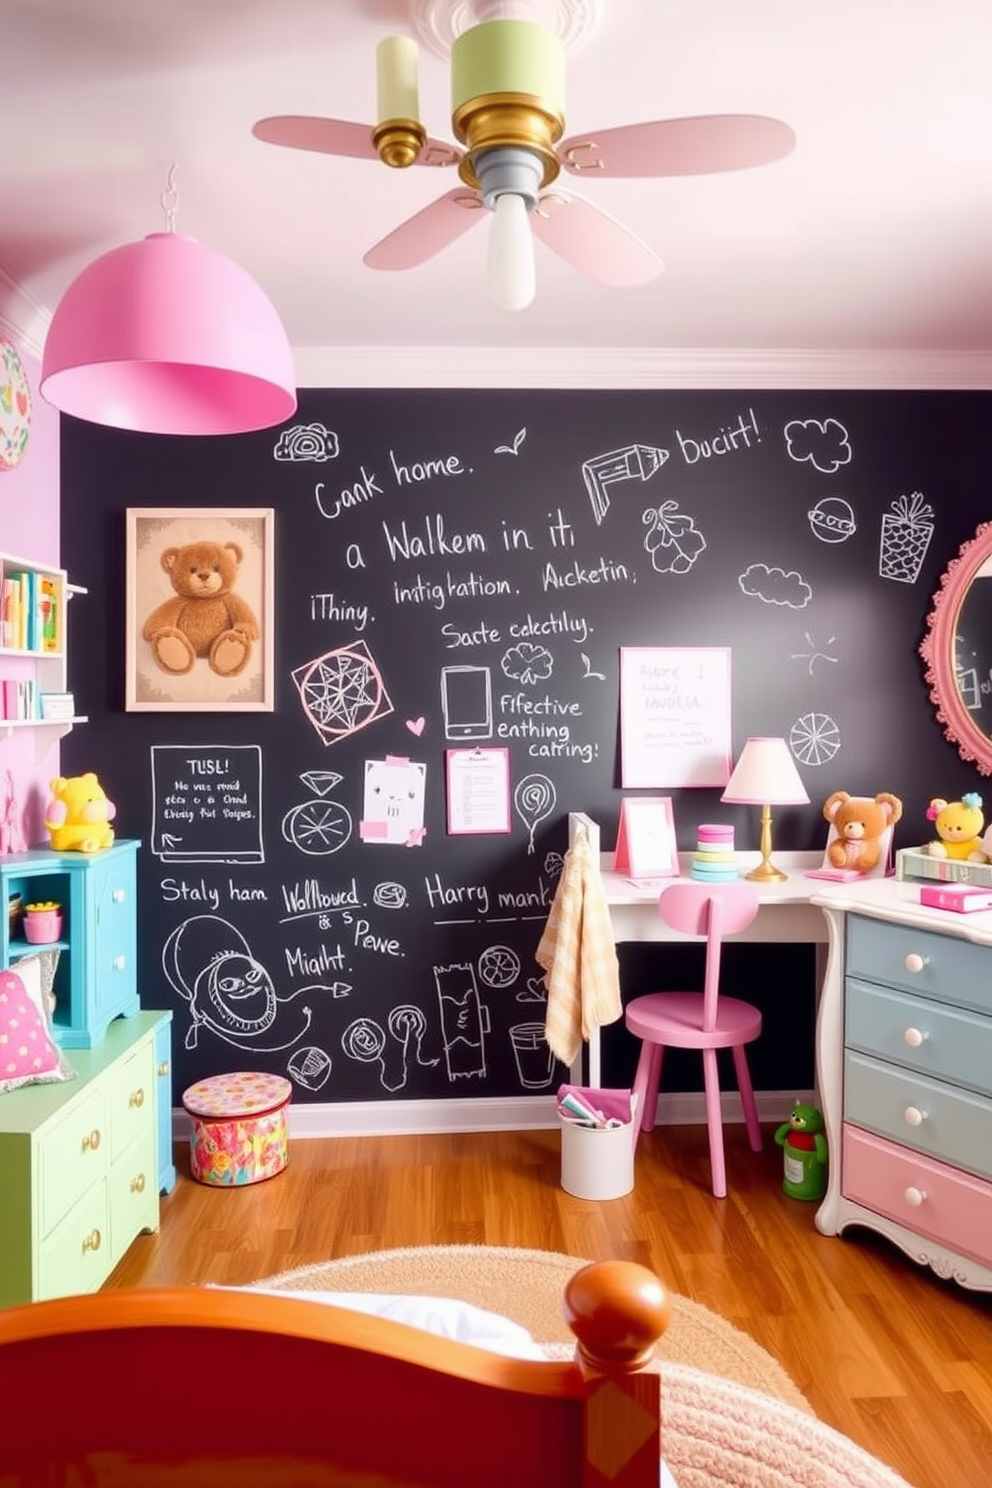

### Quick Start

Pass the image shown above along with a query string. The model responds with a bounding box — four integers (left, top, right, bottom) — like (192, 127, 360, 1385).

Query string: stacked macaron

(691, 823, 739, 882)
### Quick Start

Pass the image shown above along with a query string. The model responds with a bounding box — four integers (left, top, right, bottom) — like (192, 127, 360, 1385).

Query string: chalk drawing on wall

(494, 427, 527, 456)
(879, 493, 935, 583)
(784, 418, 852, 473)
(544, 850, 565, 880)
(441, 664, 493, 741)
(373, 881, 409, 909)
(514, 773, 556, 854)
(580, 653, 606, 680)
(789, 712, 842, 767)
(808, 497, 856, 543)
(287, 1044, 333, 1091)
(341, 1005, 438, 1092)
(292, 639, 393, 746)
(434, 962, 489, 1080)
(282, 771, 353, 856)
(501, 642, 554, 686)
(509, 1022, 555, 1089)
(273, 423, 340, 462)
(739, 564, 813, 609)
(790, 633, 839, 675)
(642, 501, 707, 574)
(517, 976, 547, 1005)
(163, 915, 313, 1052)
(477, 944, 521, 990)
(582, 444, 669, 524)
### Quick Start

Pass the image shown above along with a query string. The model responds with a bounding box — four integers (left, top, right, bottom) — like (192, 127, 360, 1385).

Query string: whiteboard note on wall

(619, 647, 732, 788)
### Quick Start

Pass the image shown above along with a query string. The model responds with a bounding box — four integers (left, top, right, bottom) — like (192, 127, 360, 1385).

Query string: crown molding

(0, 268, 49, 360)
(293, 344, 992, 391)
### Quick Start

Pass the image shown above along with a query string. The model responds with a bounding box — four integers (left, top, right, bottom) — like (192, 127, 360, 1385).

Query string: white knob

(904, 1186, 926, 1207)
(904, 953, 928, 974)
(903, 1027, 928, 1048)
(904, 1105, 927, 1127)
(113, 955, 126, 971)
(112, 889, 125, 903)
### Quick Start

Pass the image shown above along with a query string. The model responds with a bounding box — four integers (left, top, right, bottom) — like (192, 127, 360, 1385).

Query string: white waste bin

(559, 1110, 636, 1201)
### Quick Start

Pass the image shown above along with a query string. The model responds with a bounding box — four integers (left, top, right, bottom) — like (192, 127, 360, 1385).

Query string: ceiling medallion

(408, 0, 602, 59)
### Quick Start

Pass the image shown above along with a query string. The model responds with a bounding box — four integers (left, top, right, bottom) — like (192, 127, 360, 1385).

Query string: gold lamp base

(744, 803, 788, 883)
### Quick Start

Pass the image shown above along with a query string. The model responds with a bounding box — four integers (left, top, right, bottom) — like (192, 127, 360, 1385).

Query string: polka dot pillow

(0, 966, 75, 1094)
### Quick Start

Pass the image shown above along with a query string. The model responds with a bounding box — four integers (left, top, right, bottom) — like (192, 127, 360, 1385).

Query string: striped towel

(537, 830, 622, 1067)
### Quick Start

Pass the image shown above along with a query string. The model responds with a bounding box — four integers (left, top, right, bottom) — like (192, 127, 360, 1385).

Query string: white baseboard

(171, 1089, 813, 1142)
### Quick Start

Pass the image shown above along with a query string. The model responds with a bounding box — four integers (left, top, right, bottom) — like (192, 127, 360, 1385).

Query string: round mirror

(920, 521, 992, 775)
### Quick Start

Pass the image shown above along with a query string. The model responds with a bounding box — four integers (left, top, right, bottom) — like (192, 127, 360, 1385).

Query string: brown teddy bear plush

(823, 790, 903, 874)
(142, 541, 259, 677)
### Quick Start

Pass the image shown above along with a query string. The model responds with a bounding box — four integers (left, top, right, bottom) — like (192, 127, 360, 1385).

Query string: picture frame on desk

(613, 796, 679, 878)
(125, 508, 275, 713)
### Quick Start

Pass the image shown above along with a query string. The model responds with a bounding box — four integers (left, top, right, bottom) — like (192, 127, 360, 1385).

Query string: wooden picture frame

(125, 508, 275, 713)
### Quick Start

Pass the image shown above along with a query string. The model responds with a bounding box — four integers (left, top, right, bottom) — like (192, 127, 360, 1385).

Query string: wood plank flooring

(109, 1123, 992, 1488)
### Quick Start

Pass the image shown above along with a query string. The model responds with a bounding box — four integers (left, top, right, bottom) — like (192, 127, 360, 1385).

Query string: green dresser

(0, 1010, 172, 1308)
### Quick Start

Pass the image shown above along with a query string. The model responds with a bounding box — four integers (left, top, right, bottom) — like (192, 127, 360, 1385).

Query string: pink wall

(0, 334, 62, 846)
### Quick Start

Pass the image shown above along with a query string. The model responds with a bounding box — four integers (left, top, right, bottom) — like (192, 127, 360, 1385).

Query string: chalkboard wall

(60, 388, 992, 1108)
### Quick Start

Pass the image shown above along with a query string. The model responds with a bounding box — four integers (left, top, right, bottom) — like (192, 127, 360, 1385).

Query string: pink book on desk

(920, 883, 992, 913)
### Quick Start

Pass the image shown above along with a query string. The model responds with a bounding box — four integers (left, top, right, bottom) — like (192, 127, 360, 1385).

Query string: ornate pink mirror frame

(920, 521, 992, 777)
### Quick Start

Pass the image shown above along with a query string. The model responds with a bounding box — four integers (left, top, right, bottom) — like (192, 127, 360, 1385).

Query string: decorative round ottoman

(182, 1071, 292, 1187)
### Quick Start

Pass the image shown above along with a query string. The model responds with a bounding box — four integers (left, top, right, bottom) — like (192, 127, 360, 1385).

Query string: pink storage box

(182, 1071, 292, 1187)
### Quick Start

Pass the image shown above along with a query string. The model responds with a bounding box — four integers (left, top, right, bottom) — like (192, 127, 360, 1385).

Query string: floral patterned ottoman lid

(182, 1070, 293, 1119)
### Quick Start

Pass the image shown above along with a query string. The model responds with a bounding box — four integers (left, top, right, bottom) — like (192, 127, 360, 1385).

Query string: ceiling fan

(252, 15, 795, 311)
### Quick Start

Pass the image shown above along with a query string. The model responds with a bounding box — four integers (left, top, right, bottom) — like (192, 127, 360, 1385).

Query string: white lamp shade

(41, 232, 297, 436)
(720, 736, 810, 806)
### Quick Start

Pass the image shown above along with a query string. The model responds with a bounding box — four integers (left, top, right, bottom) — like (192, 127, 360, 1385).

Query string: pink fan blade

(558, 115, 795, 177)
(252, 116, 461, 168)
(363, 189, 485, 270)
(530, 191, 663, 286)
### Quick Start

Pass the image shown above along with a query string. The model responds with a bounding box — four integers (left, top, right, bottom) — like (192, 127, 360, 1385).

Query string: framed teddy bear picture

(125, 508, 275, 712)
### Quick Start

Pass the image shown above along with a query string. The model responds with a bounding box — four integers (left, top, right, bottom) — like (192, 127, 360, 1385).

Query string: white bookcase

(0, 550, 88, 740)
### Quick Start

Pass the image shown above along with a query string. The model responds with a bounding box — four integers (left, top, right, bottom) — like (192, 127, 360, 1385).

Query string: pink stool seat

(626, 993, 763, 1049)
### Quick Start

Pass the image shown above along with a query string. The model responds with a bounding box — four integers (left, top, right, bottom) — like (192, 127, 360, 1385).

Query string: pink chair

(625, 881, 763, 1199)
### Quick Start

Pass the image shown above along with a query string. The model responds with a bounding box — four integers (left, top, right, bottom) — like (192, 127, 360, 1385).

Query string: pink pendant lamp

(41, 199, 297, 437)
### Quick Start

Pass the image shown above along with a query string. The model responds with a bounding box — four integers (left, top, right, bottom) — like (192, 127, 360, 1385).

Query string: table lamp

(720, 736, 809, 883)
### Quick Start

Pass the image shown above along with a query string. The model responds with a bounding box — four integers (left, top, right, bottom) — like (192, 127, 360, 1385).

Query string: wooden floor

(109, 1122, 992, 1488)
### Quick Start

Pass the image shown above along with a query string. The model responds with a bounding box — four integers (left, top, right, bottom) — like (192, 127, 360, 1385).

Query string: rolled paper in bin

(558, 1086, 636, 1200)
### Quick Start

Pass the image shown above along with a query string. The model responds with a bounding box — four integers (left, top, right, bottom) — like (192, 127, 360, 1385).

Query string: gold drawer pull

(83, 1228, 102, 1253)
(130, 1173, 147, 1194)
(82, 1129, 102, 1153)
(157, 1060, 171, 1077)
(129, 1088, 145, 1109)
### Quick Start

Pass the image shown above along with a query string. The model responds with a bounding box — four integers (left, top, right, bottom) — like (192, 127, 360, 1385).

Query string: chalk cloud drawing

(274, 424, 339, 462)
(582, 443, 669, 525)
(808, 497, 856, 543)
(791, 633, 838, 675)
(282, 771, 353, 856)
(501, 642, 553, 686)
(879, 492, 935, 583)
(784, 418, 852, 474)
(509, 1022, 555, 1089)
(292, 639, 393, 746)
(642, 501, 706, 574)
(163, 915, 313, 1052)
(789, 712, 841, 767)
(287, 1044, 333, 1091)
(514, 774, 556, 854)
(434, 963, 489, 1080)
(739, 564, 813, 609)
(494, 427, 527, 456)
(477, 944, 521, 990)
(341, 1006, 437, 1091)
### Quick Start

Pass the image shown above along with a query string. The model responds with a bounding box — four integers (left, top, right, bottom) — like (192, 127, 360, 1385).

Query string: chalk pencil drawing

(292, 639, 393, 746)
(514, 773, 556, 854)
(783, 417, 852, 474)
(162, 915, 313, 1052)
(281, 771, 353, 856)
(287, 1044, 333, 1091)
(434, 962, 489, 1080)
(808, 496, 856, 543)
(501, 642, 554, 686)
(494, 427, 527, 456)
(879, 492, 935, 583)
(789, 711, 841, 767)
(273, 423, 339, 462)
(642, 501, 706, 574)
(581, 443, 669, 525)
(739, 564, 813, 609)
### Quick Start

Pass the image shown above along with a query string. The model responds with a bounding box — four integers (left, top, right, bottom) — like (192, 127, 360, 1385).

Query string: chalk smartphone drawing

(126, 508, 274, 712)
(620, 647, 732, 788)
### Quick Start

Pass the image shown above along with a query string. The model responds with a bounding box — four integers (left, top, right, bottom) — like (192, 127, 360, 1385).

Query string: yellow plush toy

(925, 794, 989, 862)
(44, 773, 117, 853)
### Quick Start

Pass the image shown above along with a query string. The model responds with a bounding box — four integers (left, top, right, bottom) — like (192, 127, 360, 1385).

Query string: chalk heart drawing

(406, 716, 426, 736)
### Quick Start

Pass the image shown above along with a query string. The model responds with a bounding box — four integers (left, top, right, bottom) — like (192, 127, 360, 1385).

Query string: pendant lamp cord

(161, 162, 179, 233)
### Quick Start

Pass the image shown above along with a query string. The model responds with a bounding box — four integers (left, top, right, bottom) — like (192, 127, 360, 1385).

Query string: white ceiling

(3, 0, 992, 387)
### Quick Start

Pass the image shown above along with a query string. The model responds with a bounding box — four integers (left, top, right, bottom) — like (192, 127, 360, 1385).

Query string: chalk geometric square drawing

(291, 639, 394, 746)
(126, 508, 274, 712)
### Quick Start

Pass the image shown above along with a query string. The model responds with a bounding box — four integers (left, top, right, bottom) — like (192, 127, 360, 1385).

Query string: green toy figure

(774, 1101, 828, 1200)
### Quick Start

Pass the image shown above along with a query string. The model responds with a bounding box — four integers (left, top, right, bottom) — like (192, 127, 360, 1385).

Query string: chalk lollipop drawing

(642, 501, 706, 574)
(513, 774, 556, 854)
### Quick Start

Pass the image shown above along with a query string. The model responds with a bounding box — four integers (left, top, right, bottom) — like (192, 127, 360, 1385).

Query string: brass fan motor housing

(452, 94, 564, 193)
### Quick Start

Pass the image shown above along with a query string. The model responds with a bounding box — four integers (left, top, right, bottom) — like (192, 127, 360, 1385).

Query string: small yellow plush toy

(925, 794, 989, 862)
(44, 773, 117, 853)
